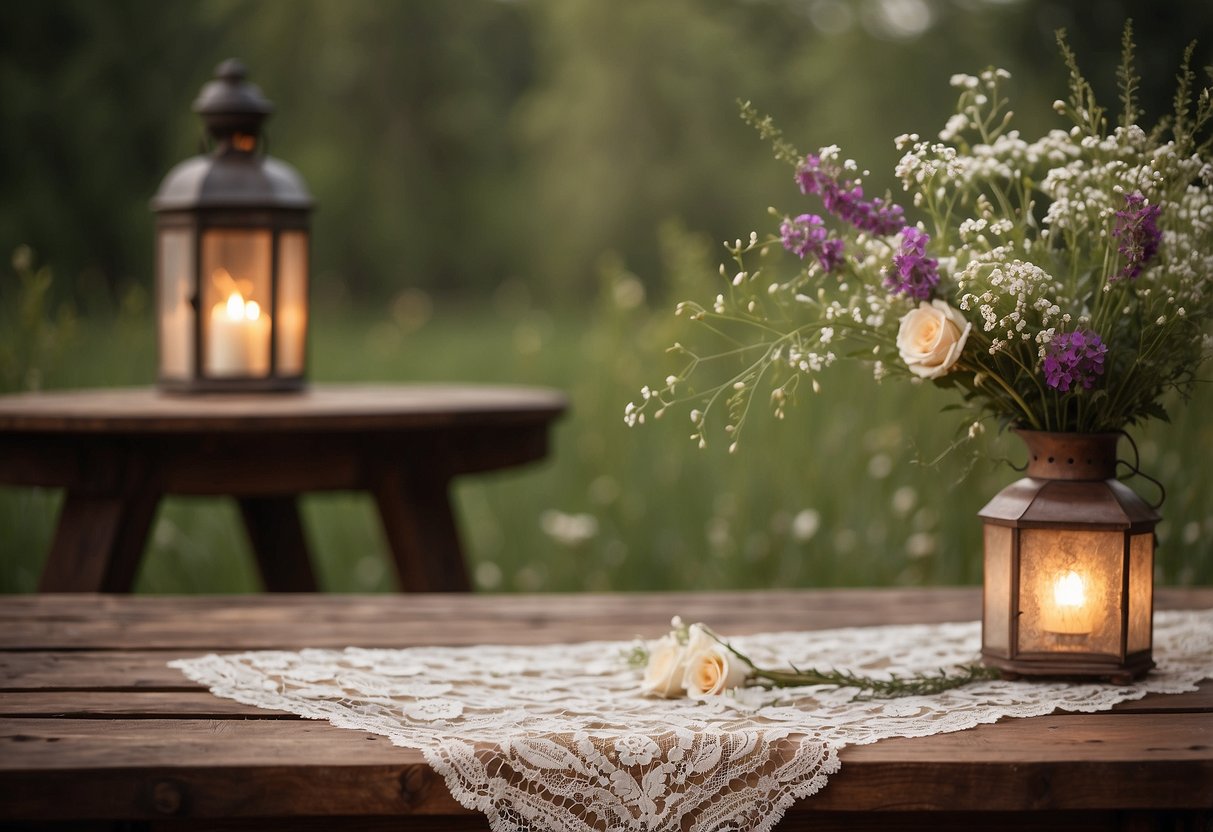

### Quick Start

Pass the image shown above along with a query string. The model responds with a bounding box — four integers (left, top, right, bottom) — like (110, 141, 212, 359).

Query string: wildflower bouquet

(626, 27, 1213, 447)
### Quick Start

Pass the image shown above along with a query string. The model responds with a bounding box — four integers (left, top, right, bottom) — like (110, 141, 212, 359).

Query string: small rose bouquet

(630, 617, 995, 700)
(625, 25, 1213, 447)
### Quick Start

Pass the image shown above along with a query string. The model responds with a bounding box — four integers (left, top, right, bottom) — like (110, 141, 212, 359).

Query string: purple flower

(824, 188, 906, 236)
(1041, 329, 1108, 392)
(795, 154, 834, 197)
(884, 226, 940, 300)
(794, 155, 905, 236)
(780, 213, 845, 272)
(1112, 192, 1162, 281)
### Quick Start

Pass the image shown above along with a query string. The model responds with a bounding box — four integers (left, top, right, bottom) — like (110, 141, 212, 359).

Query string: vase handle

(1116, 430, 1166, 510)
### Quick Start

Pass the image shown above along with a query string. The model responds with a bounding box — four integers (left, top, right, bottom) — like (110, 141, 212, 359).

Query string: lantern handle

(1005, 437, 1027, 473)
(1116, 430, 1166, 510)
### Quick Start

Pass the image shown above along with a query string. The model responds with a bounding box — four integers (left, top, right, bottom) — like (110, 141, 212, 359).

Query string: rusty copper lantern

(979, 431, 1159, 683)
(152, 59, 313, 392)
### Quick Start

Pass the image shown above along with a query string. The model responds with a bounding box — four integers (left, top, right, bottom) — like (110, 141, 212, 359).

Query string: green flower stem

(712, 631, 1000, 700)
(960, 358, 1042, 430)
(746, 663, 1000, 699)
(982, 346, 1050, 428)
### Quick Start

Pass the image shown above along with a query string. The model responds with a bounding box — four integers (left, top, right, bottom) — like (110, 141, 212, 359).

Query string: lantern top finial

(152, 57, 311, 212)
(193, 58, 274, 146)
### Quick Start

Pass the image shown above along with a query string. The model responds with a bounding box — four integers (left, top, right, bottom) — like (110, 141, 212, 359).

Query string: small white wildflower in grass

(891, 486, 918, 516)
(791, 509, 821, 542)
(906, 532, 937, 559)
(868, 454, 893, 479)
(539, 510, 599, 547)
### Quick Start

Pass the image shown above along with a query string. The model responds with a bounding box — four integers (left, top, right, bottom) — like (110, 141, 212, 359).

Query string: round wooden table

(0, 384, 567, 592)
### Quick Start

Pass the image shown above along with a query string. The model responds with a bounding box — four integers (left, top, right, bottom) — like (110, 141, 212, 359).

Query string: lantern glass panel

(276, 230, 308, 376)
(158, 228, 195, 380)
(201, 229, 273, 378)
(1128, 533, 1153, 654)
(1017, 528, 1123, 656)
(982, 524, 1013, 655)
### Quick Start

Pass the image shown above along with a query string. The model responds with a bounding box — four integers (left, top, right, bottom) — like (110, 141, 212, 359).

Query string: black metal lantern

(152, 59, 313, 392)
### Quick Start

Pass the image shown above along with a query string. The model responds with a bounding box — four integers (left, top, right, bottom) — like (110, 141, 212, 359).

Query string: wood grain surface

(1, 588, 1210, 830)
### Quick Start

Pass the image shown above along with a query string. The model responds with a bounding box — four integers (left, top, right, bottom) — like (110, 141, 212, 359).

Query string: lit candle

(207, 289, 270, 376)
(1041, 569, 1095, 635)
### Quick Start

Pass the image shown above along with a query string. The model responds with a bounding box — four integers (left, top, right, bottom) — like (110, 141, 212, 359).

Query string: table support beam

(373, 469, 471, 593)
(238, 497, 319, 592)
(38, 489, 161, 593)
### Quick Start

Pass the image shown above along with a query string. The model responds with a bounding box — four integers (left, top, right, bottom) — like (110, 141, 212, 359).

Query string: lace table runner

(172, 610, 1213, 832)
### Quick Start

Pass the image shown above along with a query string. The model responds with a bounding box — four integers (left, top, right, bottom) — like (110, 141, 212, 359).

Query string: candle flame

(1053, 570, 1086, 609)
(223, 292, 263, 322)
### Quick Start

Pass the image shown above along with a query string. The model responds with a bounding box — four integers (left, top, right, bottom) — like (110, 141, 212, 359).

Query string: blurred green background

(2, 0, 1211, 593)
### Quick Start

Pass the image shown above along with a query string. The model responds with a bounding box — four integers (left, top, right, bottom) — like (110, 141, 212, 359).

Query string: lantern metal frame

(151, 59, 314, 393)
(978, 431, 1158, 684)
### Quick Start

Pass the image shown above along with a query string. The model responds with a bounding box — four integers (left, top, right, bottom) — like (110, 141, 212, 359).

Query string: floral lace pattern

(171, 610, 1213, 832)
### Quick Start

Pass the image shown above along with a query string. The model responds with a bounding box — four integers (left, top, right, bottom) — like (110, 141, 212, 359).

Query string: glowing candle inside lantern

(207, 286, 270, 377)
(1041, 569, 1095, 635)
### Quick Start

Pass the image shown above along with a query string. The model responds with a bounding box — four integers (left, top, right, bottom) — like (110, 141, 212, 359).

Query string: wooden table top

(0, 383, 568, 433)
(2, 588, 1211, 830)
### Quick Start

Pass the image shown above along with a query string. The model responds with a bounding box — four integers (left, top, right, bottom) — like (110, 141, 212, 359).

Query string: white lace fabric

(171, 610, 1213, 832)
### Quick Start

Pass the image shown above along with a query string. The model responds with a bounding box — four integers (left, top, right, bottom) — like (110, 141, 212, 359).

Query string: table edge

(0, 383, 569, 433)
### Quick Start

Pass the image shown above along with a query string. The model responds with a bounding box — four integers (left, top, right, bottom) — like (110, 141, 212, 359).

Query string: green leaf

(1137, 399, 1171, 423)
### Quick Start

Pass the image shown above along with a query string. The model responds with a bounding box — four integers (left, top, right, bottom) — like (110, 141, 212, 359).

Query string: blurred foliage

(0, 247, 78, 393)
(2, 223, 1210, 593)
(1, 1, 1211, 593)
(2, 0, 1211, 305)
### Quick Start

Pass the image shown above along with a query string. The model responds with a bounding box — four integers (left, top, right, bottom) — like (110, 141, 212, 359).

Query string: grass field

(2, 261, 1211, 594)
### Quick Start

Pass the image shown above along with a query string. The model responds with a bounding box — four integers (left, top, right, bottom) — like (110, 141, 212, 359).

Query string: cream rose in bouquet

(897, 300, 972, 380)
(626, 24, 1213, 448)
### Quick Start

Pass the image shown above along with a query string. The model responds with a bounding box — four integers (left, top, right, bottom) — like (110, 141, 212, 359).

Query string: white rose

(896, 299, 972, 379)
(681, 625, 750, 699)
(641, 634, 688, 698)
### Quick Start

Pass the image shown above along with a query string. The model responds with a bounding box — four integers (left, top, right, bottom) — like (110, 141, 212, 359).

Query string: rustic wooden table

(1, 588, 1210, 831)
(0, 384, 566, 593)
